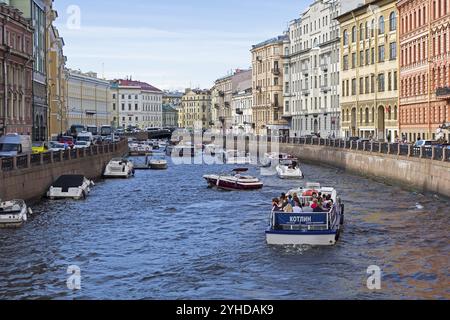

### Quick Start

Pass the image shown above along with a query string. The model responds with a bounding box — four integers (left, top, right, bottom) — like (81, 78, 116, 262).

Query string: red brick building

(0, 4, 34, 137)
(398, 0, 450, 143)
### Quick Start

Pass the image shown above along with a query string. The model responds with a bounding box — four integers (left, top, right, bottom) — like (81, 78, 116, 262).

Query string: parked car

(74, 141, 89, 149)
(414, 140, 438, 148)
(58, 136, 75, 148)
(48, 141, 66, 152)
(32, 142, 48, 154)
(0, 134, 32, 158)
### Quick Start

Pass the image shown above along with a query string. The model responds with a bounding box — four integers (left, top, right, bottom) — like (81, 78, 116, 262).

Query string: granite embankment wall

(279, 143, 450, 198)
(0, 140, 128, 202)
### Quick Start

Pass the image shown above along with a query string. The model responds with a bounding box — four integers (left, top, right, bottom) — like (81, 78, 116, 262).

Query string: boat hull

(265, 230, 339, 246)
(204, 177, 263, 191)
(150, 162, 168, 170)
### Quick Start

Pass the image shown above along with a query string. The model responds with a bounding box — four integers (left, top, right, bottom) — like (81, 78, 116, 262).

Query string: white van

(0, 134, 32, 158)
(76, 131, 93, 147)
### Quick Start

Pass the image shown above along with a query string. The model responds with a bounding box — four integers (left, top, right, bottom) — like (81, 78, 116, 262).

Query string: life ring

(302, 190, 318, 197)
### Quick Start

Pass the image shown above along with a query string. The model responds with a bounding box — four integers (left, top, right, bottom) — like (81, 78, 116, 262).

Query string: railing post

(443, 148, 448, 162)
(378, 143, 382, 153)
(40, 153, 44, 165)
(387, 143, 391, 154)
(397, 144, 401, 156)
(83, 148, 87, 158)
(420, 146, 424, 158)
(60, 150, 64, 162)
(68, 149, 72, 160)
(12, 156, 17, 170)
(27, 153, 31, 168)
(407, 145, 412, 157)
(50, 151, 54, 163)
(431, 147, 436, 160)
(76, 148, 80, 159)
(0, 158, 2, 171)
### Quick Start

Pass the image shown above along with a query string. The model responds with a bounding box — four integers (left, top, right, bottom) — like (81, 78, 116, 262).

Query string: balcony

(436, 87, 450, 100)
(301, 88, 310, 96)
(235, 108, 244, 115)
(218, 91, 225, 97)
(214, 103, 220, 109)
(271, 68, 281, 76)
(224, 102, 230, 108)
(256, 56, 262, 62)
(256, 86, 262, 92)
(320, 64, 328, 72)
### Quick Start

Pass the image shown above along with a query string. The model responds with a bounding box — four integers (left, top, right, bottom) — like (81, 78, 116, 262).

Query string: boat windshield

(0, 143, 19, 152)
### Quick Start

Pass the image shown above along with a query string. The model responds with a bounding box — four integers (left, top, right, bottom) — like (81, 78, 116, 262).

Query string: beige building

(46, 2, 67, 139)
(67, 69, 110, 129)
(211, 74, 233, 134)
(251, 36, 289, 136)
(338, 0, 400, 142)
(179, 88, 211, 130)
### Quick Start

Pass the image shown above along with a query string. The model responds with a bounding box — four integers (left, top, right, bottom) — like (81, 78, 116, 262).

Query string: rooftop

(112, 79, 163, 92)
(252, 35, 288, 50)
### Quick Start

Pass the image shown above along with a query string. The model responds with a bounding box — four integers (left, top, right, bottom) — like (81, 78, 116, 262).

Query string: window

(394, 71, 398, 91)
(365, 49, 370, 65)
(135, 104, 138, 111)
(371, 48, 375, 64)
(389, 12, 397, 31)
(378, 73, 385, 92)
(371, 75, 375, 93)
(360, 51, 364, 67)
(113, 94, 116, 99)
(390, 42, 397, 60)
(343, 30, 349, 46)
(388, 72, 392, 91)
(378, 45, 385, 62)
(113, 103, 116, 111)
(352, 26, 357, 43)
(359, 78, 364, 94)
(365, 77, 370, 94)
(343, 55, 349, 70)
(379, 16, 385, 34)
(352, 53, 356, 68)
(121, 103, 125, 111)
(359, 24, 364, 41)
(351, 78, 356, 95)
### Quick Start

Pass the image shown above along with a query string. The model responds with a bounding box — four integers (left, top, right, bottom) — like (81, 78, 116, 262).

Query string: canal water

(0, 155, 449, 299)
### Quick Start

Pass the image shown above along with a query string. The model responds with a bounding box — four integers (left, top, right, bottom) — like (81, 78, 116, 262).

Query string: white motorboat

(203, 168, 263, 191)
(0, 199, 32, 228)
(260, 152, 294, 167)
(225, 150, 252, 165)
(47, 175, 95, 200)
(266, 183, 344, 246)
(104, 158, 135, 178)
(149, 154, 168, 170)
(276, 159, 304, 179)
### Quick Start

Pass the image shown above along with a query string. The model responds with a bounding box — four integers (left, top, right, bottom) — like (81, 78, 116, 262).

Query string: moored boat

(0, 199, 32, 228)
(266, 183, 344, 246)
(47, 175, 95, 200)
(104, 158, 135, 178)
(203, 168, 263, 191)
(149, 154, 168, 170)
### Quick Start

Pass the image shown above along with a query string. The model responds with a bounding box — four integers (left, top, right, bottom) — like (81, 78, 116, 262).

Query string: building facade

(0, 3, 34, 137)
(338, 0, 400, 142)
(231, 69, 253, 135)
(67, 70, 110, 129)
(110, 79, 163, 129)
(162, 91, 183, 108)
(251, 36, 289, 136)
(46, 1, 67, 139)
(162, 104, 178, 128)
(284, 0, 351, 139)
(10, 0, 48, 141)
(398, 0, 450, 142)
(179, 88, 211, 130)
(211, 74, 233, 134)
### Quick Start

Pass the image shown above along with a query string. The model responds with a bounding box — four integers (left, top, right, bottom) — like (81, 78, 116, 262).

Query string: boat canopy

(232, 168, 249, 173)
(52, 175, 86, 191)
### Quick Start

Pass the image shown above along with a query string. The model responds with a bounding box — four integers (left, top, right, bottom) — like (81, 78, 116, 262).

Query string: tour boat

(47, 175, 95, 200)
(266, 183, 344, 246)
(0, 199, 32, 228)
(276, 159, 304, 179)
(225, 150, 252, 165)
(149, 154, 168, 170)
(203, 168, 263, 191)
(104, 158, 135, 178)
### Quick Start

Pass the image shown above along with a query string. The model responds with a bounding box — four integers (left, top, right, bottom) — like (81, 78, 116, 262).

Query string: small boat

(47, 175, 94, 200)
(203, 168, 263, 191)
(150, 154, 168, 170)
(266, 183, 344, 246)
(276, 159, 304, 179)
(225, 150, 252, 165)
(0, 199, 32, 228)
(104, 158, 135, 178)
(260, 152, 294, 167)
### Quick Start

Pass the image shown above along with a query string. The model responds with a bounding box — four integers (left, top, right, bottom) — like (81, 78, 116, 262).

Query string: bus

(86, 126, 98, 136)
(70, 124, 86, 138)
(100, 125, 113, 137)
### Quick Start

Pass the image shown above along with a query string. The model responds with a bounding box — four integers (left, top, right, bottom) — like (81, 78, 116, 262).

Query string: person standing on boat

(272, 198, 282, 212)
(293, 201, 303, 213)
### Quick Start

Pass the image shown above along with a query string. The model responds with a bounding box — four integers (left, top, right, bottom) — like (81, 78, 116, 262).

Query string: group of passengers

(272, 192, 334, 213)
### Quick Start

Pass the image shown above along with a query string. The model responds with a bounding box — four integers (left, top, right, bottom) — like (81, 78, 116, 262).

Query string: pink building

(398, 0, 450, 142)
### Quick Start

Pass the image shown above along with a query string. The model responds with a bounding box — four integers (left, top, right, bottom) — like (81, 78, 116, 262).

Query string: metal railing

(276, 138, 449, 162)
(0, 140, 126, 173)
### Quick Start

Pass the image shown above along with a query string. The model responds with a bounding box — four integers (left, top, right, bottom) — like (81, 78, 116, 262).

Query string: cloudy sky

(54, 0, 308, 91)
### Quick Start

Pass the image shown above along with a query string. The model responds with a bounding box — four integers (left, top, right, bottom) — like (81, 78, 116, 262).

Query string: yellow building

(251, 36, 289, 136)
(337, 0, 400, 142)
(179, 89, 211, 130)
(46, 2, 67, 139)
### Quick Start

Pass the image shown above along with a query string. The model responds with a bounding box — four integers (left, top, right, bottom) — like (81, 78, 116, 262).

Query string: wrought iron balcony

(235, 109, 244, 115)
(301, 88, 310, 96)
(272, 68, 281, 75)
(256, 56, 262, 62)
(320, 85, 331, 93)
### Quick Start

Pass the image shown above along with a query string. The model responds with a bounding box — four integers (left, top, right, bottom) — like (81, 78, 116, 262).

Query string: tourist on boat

(287, 195, 295, 207)
(280, 193, 289, 209)
(293, 201, 303, 213)
(284, 203, 293, 213)
(272, 198, 282, 212)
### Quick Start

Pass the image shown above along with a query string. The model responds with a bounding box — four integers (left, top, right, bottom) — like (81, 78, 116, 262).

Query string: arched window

(389, 12, 397, 31)
(379, 16, 385, 34)
(394, 106, 398, 121)
(359, 23, 364, 41)
(365, 108, 369, 123)
(352, 26, 357, 43)
(365, 22, 369, 39)
(343, 30, 349, 46)
(371, 19, 375, 37)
